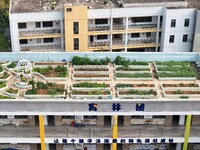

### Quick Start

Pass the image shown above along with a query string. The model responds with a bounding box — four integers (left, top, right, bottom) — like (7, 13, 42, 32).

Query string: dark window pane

(131, 33, 140, 38)
(95, 19, 108, 25)
(183, 34, 188, 42)
(73, 22, 79, 34)
(43, 38, 54, 43)
(18, 23, 27, 29)
(74, 38, 79, 50)
(169, 35, 175, 43)
(171, 19, 176, 27)
(184, 19, 190, 27)
(19, 39, 28, 44)
(43, 21, 53, 28)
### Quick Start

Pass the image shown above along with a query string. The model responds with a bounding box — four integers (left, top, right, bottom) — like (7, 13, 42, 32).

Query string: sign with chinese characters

(53, 138, 174, 144)
(88, 103, 145, 112)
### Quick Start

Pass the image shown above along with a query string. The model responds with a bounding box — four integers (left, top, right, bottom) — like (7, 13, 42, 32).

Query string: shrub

(26, 88, 37, 95)
(116, 73, 151, 78)
(55, 65, 67, 72)
(0, 65, 3, 72)
(72, 56, 110, 65)
(7, 62, 16, 68)
(73, 82, 107, 88)
(114, 56, 148, 65)
(48, 89, 58, 96)
(0, 82, 6, 88)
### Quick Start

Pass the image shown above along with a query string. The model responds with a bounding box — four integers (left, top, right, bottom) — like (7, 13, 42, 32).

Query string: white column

(60, 19, 64, 51)
(176, 143, 182, 150)
(110, 4, 113, 52)
(125, 17, 128, 52)
(155, 16, 160, 52)
(179, 115, 185, 125)
(44, 115, 48, 126)
(46, 144, 50, 150)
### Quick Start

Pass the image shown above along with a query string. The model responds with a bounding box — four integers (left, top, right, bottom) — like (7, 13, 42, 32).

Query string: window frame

(18, 23, 27, 29)
(42, 21, 53, 28)
(74, 38, 79, 50)
(184, 19, 190, 27)
(43, 38, 54, 43)
(73, 22, 79, 34)
(169, 35, 175, 43)
(182, 34, 188, 43)
(170, 19, 176, 28)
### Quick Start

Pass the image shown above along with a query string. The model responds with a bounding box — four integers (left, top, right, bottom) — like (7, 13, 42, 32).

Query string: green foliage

(0, 9, 9, 28)
(48, 89, 58, 96)
(114, 56, 148, 65)
(72, 90, 110, 95)
(0, 82, 6, 88)
(0, 65, 3, 72)
(158, 72, 196, 78)
(37, 82, 48, 89)
(156, 61, 189, 66)
(0, 72, 9, 79)
(33, 67, 51, 75)
(157, 66, 194, 72)
(72, 56, 111, 65)
(116, 73, 152, 78)
(180, 96, 189, 99)
(116, 66, 149, 71)
(0, 94, 10, 99)
(73, 82, 107, 88)
(7, 62, 16, 68)
(26, 88, 37, 95)
(116, 84, 132, 88)
(6, 88, 18, 94)
(122, 89, 154, 95)
(58, 71, 67, 77)
(173, 90, 184, 95)
(55, 65, 67, 72)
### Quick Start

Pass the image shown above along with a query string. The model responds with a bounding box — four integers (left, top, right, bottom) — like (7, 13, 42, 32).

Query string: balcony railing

(88, 41, 110, 47)
(19, 29, 61, 37)
(0, 125, 200, 138)
(88, 25, 110, 32)
(128, 24, 158, 30)
(113, 24, 126, 30)
(112, 39, 125, 46)
(20, 44, 62, 52)
(127, 39, 157, 45)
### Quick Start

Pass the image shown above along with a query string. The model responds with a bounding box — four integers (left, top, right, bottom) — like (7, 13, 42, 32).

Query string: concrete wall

(123, 116, 131, 126)
(0, 52, 197, 62)
(165, 116, 173, 126)
(97, 116, 104, 126)
(192, 115, 200, 125)
(193, 11, 200, 52)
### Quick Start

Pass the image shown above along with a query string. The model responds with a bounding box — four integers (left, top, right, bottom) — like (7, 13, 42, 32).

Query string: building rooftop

(10, 0, 192, 13)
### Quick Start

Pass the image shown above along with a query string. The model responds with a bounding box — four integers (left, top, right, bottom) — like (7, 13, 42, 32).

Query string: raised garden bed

(72, 56, 111, 65)
(73, 72, 110, 81)
(4, 62, 17, 71)
(114, 56, 148, 66)
(33, 65, 67, 78)
(74, 65, 109, 71)
(71, 90, 111, 99)
(116, 83, 155, 89)
(117, 89, 157, 98)
(72, 82, 111, 90)
(115, 72, 152, 80)
(115, 66, 150, 71)
(155, 61, 189, 66)
(0, 82, 7, 90)
(161, 83, 200, 90)
(0, 72, 11, 81)
(25, 81, 66, 98)
(157, 72, 196, 80)
(3, 88, 19, 98)
(0, 65, 3, 72)
(34, 62, 67, 66)
(163, 90, 200, 99)
(0, 94, 12, 99)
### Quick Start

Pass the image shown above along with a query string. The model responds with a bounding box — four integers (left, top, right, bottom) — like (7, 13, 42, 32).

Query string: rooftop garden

(116, 83, 154, 88)
(0, 81, 6, 88)
(6, 62, 16, 69)
(118, 89, 157, 95)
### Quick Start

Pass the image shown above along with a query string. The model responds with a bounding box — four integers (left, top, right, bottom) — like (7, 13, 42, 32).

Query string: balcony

(127, 39, 159, 48)
(20, 44, 63, 52)
(128, 24, 161, 33)
(112, 24, 126, 34)
(88, 41, 110, 51)
(112, 39, 125, 49)
(19, 29, 62, 39)
(88, 26, 110, 35)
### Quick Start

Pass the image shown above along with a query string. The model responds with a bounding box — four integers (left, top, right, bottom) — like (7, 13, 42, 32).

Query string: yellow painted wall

(64, 4, 88, 52)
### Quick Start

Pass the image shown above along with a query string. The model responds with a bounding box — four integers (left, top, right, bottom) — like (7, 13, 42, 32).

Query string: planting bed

(73, 72, 110, 81)
(3, 88, 19, 98)
(155, 61, 196, 80)
(72, 82, 111, 90)
(25, 81, 66, 98)
(74, 65, 109, 72)
(71, 90, 111, 99)
(161, 83, 200, 90)
(115, 72, 152, 80)
(117, 89, 157, 99)
(116, 83, 155, 89)
(33, 65, 68, 78)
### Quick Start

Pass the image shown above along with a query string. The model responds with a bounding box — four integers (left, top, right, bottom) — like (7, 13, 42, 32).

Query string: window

(19, 39, 28, 45)
(146, 32, 151, 37)
(183, 34, 188, 42)
(42, 21, 53, 28)
(95, 19, 108, 25)
(66, 8, 72, 12)
(0, 116, 7, 119)
(43, 38, 54, 43)
(131, 33, 140, 38)
(169, 35, 175, 43)
(184, 19, 190, 27)
(74, 38, 79, 50)
(35, 22, 41, 28)
(171, 19, 176, 27)
(73, 22, 79, 34)
(97, 35, 108, 40)
(131, 17, 152, 23)
(18, 23, 27, 29)
(131, 116, 144, 119)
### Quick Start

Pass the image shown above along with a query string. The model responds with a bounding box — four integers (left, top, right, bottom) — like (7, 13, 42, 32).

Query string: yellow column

(182, 115, 192, 150)
(112, 116, 118, 150)
(39, 115, 46, 150)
